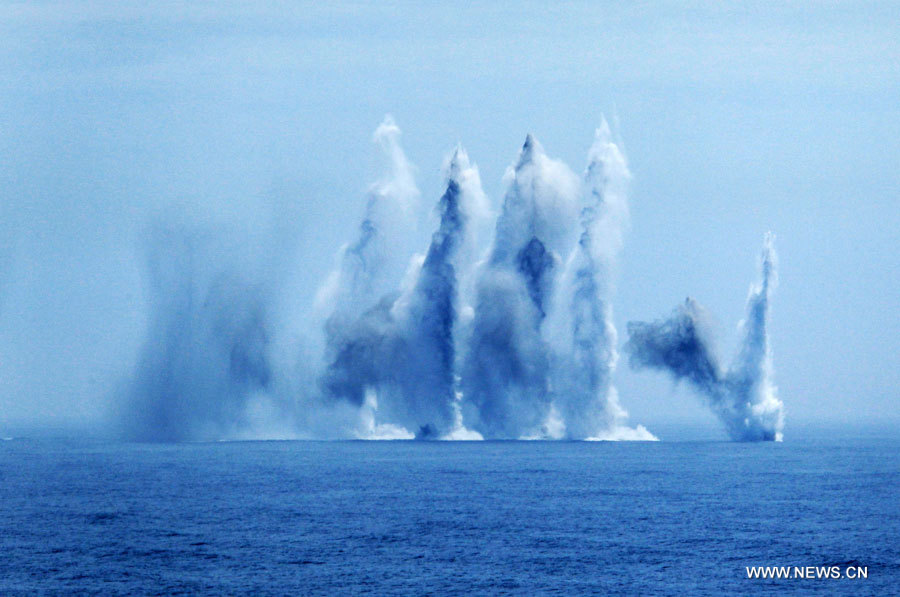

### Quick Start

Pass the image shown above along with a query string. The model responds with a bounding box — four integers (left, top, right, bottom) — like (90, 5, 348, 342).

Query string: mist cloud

(122, 222, 275, 441)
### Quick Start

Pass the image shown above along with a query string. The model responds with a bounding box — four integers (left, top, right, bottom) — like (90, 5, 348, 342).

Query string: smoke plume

(624, 234, 784, 441)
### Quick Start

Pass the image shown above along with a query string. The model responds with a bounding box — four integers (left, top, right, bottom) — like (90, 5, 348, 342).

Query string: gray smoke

(625, 233, 784, 441)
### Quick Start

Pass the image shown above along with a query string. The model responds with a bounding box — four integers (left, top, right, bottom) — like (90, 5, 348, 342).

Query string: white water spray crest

(371, 115, 419, 218)
(495, 134, 580, 261)
(583, 116, 632, 266)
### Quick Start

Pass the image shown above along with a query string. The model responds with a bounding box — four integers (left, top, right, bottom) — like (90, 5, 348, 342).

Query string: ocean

(2, 436, 898, 595)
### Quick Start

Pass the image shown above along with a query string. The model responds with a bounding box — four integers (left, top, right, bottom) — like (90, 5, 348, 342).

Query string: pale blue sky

(1, 2, 898, 435)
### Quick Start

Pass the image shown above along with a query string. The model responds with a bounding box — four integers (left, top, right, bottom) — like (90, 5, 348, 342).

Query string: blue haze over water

(2, 438, 898, 595)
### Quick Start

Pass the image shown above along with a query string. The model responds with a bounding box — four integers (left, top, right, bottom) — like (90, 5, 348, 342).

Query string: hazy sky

(1, 2, 898, 435)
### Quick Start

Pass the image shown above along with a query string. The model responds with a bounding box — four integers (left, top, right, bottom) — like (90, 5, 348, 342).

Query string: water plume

(548, 120, 655, 440)
(461, 135, 580, 439)
(321, 142, 487, 439)
(315, 116, 420, 333)
(625, 234, 784, 441)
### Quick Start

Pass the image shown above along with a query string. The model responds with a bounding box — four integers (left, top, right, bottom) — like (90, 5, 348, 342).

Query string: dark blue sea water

(2, 437, 898, 595)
